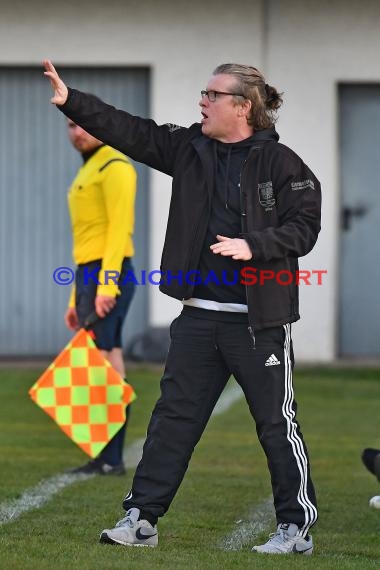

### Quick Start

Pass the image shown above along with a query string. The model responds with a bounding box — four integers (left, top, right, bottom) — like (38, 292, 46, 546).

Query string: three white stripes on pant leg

(282, 323, 317, 537)
(220, 326, 317, 550)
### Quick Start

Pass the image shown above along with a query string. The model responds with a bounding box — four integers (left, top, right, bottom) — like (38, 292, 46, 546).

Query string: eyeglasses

(200, 90, 245, 102)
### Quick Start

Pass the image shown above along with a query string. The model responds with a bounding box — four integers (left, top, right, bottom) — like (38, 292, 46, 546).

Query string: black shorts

(75, 258, 135, 351)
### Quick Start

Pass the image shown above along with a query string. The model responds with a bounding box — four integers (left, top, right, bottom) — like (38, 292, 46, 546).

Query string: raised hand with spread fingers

(43, 59, 68, 105)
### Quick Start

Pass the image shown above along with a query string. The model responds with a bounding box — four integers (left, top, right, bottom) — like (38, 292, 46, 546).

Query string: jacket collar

(190, 126, 279, 201)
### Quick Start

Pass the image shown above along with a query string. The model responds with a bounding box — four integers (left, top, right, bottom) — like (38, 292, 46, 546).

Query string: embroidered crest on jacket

(258, 181, 275, 211)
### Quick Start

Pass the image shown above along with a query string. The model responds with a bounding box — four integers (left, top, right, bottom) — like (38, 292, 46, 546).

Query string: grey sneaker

(100, 508, 158, 547)
(252, 523, 313, 555)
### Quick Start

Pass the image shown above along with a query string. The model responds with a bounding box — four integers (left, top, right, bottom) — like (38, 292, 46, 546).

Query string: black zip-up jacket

(59, 89, 321, 330)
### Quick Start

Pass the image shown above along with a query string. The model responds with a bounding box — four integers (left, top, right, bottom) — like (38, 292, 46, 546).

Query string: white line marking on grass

(220, 497, 275, 551)
(213, 383, 244, 416)
(124, 438, 144, 467)
(0, 383, 244, 526)
(216, 387, 275, 551)
(0, 473, 93, 525)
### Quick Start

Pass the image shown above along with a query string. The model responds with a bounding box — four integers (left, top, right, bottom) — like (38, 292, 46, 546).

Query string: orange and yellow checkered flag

(29, 328, 136, 458)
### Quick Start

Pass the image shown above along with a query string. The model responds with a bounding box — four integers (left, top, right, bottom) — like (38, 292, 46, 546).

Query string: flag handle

(84, 311, 99, 331)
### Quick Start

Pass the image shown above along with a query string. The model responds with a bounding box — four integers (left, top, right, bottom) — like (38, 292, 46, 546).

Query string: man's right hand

(64, 307, 79, 331)
(43, 60, 68, 105)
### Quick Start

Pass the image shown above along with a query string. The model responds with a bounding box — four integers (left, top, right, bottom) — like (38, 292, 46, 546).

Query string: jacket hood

(215, 126, 279, 149)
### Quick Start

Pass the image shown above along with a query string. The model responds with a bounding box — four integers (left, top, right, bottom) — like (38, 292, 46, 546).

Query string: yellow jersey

(68, 145, 136, 306)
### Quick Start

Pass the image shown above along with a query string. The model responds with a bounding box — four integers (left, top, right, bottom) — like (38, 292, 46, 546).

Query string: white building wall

(1, 0, 379, 360)
(266, 0, 380, 360)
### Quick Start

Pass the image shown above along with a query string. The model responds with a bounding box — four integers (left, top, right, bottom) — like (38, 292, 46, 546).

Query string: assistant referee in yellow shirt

(65, 118, 137, 475)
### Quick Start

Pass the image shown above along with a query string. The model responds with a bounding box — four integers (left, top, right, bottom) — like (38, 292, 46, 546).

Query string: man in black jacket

(44, 60, 321, 555)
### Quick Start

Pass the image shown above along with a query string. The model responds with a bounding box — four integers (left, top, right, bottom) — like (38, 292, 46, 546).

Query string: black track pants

(124, 313, 317, 535)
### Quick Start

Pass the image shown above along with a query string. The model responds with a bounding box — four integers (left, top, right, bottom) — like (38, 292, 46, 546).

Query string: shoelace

(265, 528, 294, 552)
(115, 514, 134, 528)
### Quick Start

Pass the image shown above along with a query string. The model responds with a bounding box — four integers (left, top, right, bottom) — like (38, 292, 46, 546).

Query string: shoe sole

(252, 545, 313, 555)
(99, 532, 156, 547)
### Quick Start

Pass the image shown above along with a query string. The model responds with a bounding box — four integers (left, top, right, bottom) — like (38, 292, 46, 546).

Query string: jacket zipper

(240, 147, 261, 350)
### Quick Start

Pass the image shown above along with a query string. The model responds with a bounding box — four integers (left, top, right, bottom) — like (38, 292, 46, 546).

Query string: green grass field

(0, 366, 379, 569)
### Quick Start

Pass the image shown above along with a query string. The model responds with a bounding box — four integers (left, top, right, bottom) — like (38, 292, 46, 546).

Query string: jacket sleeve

(244, 151, 321, 261)
(59, 88, 187, 176)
